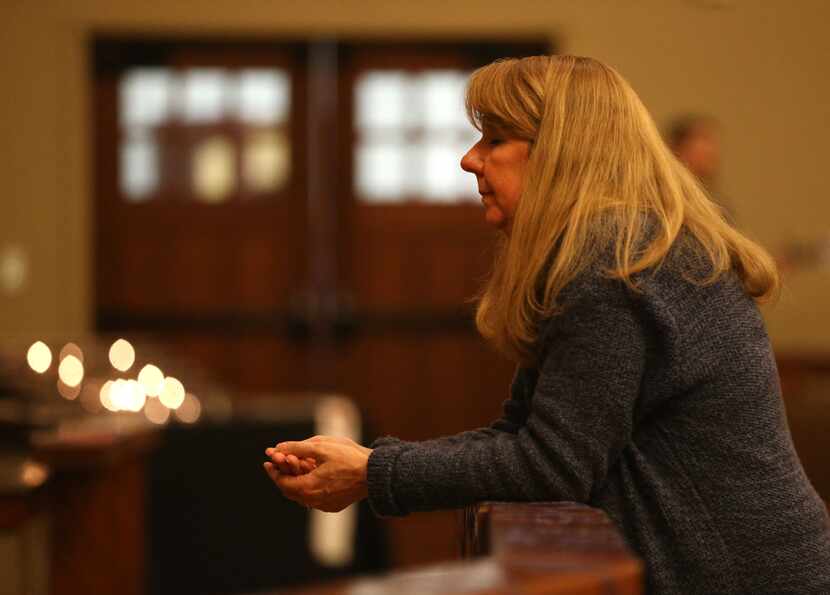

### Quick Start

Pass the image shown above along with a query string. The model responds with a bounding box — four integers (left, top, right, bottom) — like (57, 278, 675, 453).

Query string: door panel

(94, 39, 310, 392)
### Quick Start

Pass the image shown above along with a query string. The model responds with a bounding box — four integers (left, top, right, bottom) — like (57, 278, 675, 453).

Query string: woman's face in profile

(461, 124, 531, 235)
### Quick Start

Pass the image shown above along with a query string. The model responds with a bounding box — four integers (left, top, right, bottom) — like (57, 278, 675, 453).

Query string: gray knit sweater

(366, 251, 830, 594)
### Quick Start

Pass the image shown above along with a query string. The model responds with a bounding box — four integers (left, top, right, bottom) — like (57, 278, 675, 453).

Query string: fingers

(274, 440, 327, 461)
(264, 462, 314, 510)
(275, 472, 319, 507)
(265, 448, 318, 475)
(264, 460, 315, 505)
(266, 450, 292, 475)
(286, 454, 302, 475)
(263, 461, 279, 483)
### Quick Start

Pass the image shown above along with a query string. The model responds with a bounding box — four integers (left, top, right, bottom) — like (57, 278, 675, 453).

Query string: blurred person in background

(264, 55, 830, 594)
(666, 114, 733, 221)
(667, 115, 830, 273)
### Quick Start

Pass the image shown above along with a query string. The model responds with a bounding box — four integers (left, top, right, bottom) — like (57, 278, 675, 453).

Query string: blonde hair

(466, 55, 779, 365)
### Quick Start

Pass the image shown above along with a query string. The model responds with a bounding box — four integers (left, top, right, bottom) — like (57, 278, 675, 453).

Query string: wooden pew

(30, 418, 160, 595)
(282, 502, 642, 595)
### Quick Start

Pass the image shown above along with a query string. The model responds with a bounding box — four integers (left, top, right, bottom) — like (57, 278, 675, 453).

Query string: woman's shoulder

(555, 238, 757, 335)
(558, 235, 739, 306)
(644, 235, 750, 304)
(535, 230, 762, 350)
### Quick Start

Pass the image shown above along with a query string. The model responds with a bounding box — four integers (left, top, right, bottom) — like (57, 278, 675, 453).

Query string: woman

(264, 55, 830, 594)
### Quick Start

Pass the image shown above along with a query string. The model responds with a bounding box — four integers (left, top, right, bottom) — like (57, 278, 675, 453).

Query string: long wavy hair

(466, 55, 779, 365)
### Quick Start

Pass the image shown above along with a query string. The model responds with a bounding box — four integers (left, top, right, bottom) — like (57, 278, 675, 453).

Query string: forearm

(367, 276, 646, 518)
(371, 426, 508, 451)
(367, 414, 599, 516)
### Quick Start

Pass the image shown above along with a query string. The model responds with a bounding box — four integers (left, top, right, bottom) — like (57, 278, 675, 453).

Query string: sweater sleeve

(366, 276, 647, 517)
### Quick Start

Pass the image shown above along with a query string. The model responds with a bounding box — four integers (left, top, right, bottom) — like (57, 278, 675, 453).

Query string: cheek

(500, 174, 524, 214)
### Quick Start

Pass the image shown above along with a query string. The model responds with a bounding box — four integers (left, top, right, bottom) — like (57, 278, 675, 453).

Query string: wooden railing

(776, 354, 830, 502)
(286, 502, 642, 595)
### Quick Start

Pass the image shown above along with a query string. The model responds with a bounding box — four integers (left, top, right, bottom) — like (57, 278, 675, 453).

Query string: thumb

(276, 440, 326, 461)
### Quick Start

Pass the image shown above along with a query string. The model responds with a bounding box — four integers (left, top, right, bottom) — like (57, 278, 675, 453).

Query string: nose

(460, 143, 483, 174)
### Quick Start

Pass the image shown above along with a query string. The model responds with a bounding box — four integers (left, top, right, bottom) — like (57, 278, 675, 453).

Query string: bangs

(465, 59, 519, 131)
(464, 58, 540, 141)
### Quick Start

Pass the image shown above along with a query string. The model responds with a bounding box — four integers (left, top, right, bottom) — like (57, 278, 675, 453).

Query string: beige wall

(1, 0, 829, 350)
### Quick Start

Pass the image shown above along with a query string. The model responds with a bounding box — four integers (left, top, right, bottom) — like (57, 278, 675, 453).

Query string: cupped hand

(263, 435, 372, 513)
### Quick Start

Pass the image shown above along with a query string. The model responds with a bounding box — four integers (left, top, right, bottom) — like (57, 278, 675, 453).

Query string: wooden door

(93, 37, 550, 569)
